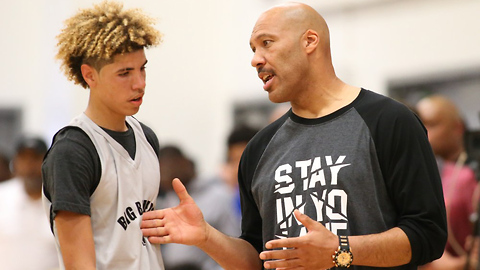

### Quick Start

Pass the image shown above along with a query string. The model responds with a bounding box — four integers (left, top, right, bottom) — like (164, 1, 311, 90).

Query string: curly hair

(56, 1, 162, 88)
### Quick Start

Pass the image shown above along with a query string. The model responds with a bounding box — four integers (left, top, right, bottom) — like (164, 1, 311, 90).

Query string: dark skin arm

(260, 210, 411, 269)
(141, 178, 262, 270)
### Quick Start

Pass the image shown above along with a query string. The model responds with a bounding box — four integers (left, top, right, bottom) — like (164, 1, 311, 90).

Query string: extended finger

(142, 209, 165, 221)
(141, 225, 169, 237)
(140, 218, 165, 229)
(265, 237, 303, 249)
(293, 209, 321, 232)
(145, 235, 171, 245)
(260, 248, 299, 261)
(263, 257, 302, 269)
(172, 178, 193, 202)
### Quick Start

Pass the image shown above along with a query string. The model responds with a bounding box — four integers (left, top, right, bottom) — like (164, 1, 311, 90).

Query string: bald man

(417, 95, 466, 162)
(417, 95, 478, 270)
(141, 3, 447, 269)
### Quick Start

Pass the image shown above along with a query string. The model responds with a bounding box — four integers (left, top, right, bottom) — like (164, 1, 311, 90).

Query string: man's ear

(81, 64, 97, 88)
(304, 29, 319, 54)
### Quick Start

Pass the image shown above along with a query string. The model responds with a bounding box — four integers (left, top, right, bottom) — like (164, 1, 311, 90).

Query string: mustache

(257, 67, 276, 76)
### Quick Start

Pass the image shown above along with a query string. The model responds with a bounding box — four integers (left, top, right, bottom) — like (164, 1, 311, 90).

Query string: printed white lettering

(273, 155, 351, 238)
(274, 164, 294, 194)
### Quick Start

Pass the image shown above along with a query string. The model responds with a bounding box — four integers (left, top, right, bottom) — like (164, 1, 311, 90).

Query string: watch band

(339, 235, 349, 250)
(332, 235, 353, 268)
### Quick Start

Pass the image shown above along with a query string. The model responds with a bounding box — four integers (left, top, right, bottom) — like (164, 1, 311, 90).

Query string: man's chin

(267, 92, 288, 104)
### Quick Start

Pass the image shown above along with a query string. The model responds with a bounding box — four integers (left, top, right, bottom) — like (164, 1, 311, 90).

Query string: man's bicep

(55, 211, 96, 269)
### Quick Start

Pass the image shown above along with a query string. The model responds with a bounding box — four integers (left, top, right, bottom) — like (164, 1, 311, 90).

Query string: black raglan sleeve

(238, 111, 291, 254)
(42, 127, 101, 219)
(238, 144, 264, 254)
(140, 122, 160, 158)
(358, 91, 447, 265)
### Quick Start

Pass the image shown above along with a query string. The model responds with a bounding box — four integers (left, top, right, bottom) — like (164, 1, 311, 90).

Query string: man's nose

(251, 51, 265, 68)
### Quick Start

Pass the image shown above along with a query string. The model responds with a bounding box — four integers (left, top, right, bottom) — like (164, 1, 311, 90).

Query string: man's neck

(291, 82, 361, 119)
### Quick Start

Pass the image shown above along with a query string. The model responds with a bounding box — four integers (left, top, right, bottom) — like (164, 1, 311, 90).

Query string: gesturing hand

(259, 210, 338, 270)
(141, 178, 208, 246)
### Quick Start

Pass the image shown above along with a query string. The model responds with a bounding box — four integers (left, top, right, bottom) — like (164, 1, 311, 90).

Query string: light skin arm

(141, 178, 262, 270)
(55, 211, 96, 270)
(259, 210, 412, 269)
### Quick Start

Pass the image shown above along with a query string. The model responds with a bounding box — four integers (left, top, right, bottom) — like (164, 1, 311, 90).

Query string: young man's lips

(130, 96, 143, 104)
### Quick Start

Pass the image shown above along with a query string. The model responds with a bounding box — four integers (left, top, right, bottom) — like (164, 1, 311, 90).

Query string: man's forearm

(350, 227, 411, 267)
(198, 223, 262, 270)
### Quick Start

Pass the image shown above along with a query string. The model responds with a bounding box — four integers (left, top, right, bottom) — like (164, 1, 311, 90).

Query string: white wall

(324, 0, 480, 92)
(1, 0, 479, 176)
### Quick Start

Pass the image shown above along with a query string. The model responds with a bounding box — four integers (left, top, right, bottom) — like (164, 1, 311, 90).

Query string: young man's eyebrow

(116, 60, 148, 73)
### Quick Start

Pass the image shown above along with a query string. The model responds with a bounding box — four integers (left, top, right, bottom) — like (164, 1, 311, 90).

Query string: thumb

(294, 209, 321, 232)
(172, 178, 193, 203)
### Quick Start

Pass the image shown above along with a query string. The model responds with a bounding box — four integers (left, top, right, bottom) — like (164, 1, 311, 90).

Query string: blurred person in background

(416, 95, 479, 270)
(157, 145, 239, 270)
(221, 125, 259, 220)
(0, 150, 12, 182)
(0, 135, 58, 270)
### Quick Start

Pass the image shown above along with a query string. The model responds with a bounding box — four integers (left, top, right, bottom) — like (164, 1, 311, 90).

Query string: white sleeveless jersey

(46, 113, 164, 269)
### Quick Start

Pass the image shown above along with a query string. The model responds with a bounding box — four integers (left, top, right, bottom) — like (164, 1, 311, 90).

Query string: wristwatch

(332, 235, 353, 268)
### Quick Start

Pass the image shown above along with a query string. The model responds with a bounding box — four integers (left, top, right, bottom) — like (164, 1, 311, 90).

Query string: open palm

(141, 178, 208, 246)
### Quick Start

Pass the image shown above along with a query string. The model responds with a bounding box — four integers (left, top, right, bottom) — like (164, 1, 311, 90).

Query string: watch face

(338, 252, 352, 264)
(336, 250, 353, 267)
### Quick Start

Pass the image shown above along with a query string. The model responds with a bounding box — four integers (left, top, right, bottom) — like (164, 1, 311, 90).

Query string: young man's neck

(84, 108, 128, 132)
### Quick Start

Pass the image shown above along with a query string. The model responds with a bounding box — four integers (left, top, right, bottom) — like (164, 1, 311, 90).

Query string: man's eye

(119, 72, 129, 76)
(263, 40, 272, 46)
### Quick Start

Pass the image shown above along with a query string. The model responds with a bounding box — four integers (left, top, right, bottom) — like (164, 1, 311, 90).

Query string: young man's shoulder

(139, 121, 157, 137)
(44, 127, 99, 176)
(55, 125, 90, 141)
(137, 121, 160, 157)
(49, 126, 95, 154)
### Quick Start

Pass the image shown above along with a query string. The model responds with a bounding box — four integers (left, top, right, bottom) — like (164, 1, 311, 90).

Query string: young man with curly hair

(42, 1, 164, 269)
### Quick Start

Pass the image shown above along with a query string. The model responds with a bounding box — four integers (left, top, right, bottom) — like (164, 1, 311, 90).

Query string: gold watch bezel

(333, 248, 353, 268)
(332, 235, 353, 268)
